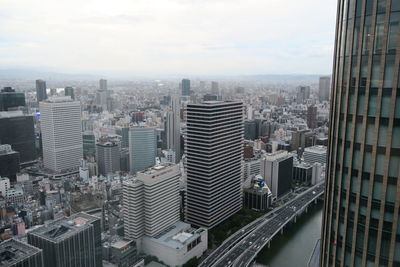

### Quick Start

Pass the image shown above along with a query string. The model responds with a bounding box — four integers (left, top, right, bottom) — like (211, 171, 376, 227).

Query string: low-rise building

(141, 221, 207, 267)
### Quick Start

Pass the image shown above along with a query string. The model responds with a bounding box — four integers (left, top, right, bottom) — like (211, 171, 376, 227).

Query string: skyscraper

(28, 212, 102, 267)
(260, 150, 293, 197)
(0, 111, 36, 163)
(83, 131, 96, 158)
(321, 0, 400, 266)
(64, 86, 75, 100)
(99, 78, 107, 91)
(35, 80, 47, 103)
(182, 78, 191, 96)
(307, 105, 318, 129)
(96, 141, 121, 175)
(185, 101, 243, 228)
(0, 87, 25, 111)
(0, 144, 20, 182)
(211, 81, 219, 95)
(128, 126, 157, 174)
(0, 239, 43, 267)
(123, 163, 180, 240)
(319, 76, 331, 102)
(40, 97, 83, 172)
(296, 86, 310, 104)
(166, 95, 181, 163)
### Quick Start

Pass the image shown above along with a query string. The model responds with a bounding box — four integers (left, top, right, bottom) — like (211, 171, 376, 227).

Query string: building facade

(260, 150, 293, 197)
(0, 87, 25, 111)
(166, 95, 181, 163)
(182, 79, 191, 96)
(185, 101, 243, 228)
(0, 239, 43, 267)
(319, 76, 331, 102)
(96, 141, 121, 176)
(35, 80, 47, 103)
(40, 97, 83, 172)
(0, 144, 20, 182)
(128, 126, 157, 174)
(123, 164, 181, 240)
(0, 111, 36, 163)
(27, 212, 102, 267)
(321, 0, 400, 266)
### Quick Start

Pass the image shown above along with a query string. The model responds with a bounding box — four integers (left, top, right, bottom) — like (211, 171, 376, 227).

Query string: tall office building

(0, 144, 20, 182)
(35, 80, 47, 103)
(0, 111, 36, 162)
(182, 78, 191, 96)
(128, 126, 157, 174)
(319, 76, 331, 102)
(0, 87, 25, 111)
(28, 212, 102, 267)
(321, 0, 400, 266)
(83, 131, 96, 158)
(166, 95, 181, 163)
(0, 239, 43, 267)
(64, 86, 75, 100)
(123, 163, 180, 240)
(185, 101, 243, 228)
(211, 81, 219, 95)
(296, 86, 311, 104)
(260, 150, 293, 197)
(40, 97, 83, 172)
(99, 78, 107, 91)
(307, 105, 318, 129)
(96, 141, 121, 176)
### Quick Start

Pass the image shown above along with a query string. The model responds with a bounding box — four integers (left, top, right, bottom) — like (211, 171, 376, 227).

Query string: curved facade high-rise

(321, 0, 400, 266)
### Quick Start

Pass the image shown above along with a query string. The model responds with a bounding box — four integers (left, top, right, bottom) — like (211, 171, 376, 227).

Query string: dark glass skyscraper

(35, 79, 47, 102)
(182, 78, 191, 96)
(0, 113, 36, 163)
(0, 87, 25, 111)
(321, 0, 400, 266)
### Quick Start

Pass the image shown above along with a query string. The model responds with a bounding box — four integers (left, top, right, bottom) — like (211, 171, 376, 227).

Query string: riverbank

(254, 202, 323, 266)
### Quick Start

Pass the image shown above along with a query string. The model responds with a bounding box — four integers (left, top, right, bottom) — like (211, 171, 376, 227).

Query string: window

(387, 13, 399, 54)
(362, 16, 373, 55)
(378, 124, 388, 147)
(374, 15, 385, 54)
(373, 181, 382, 200)
(389, 155, 399, 178)
(393, 126, 400, 148)
(386, 183, 397, 203)
(375, 153, 385, 176)
(368, 89, 378, 116)
(383, 55, 395, 89)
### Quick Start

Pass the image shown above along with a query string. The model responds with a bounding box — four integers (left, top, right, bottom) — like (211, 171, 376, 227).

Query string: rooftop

(28, 212, 99, 242)
(0, 239, 42, 266)
(144, 221, 205, 250)
(304, 145, 327, 154)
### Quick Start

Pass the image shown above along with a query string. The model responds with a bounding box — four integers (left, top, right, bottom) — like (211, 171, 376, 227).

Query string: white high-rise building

(123, 163, 180, 240)
(0, 177, 10, 198)
(40, 97, 82, 172)
(128, 126, 157, 174)
(185, 101, 243, 228)
(166, 95, 181, 163)
(303, 145, 327, 166)
(260, 150, 293, 197)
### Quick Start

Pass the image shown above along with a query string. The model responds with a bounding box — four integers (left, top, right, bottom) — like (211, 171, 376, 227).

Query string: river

(255, 202, 323, 267)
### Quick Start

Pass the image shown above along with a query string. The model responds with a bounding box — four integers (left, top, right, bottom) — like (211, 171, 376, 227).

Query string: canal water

(255, 203, 323, 267)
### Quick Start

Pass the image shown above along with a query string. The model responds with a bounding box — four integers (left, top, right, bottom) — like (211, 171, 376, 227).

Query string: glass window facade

(321, 0, 400, 266)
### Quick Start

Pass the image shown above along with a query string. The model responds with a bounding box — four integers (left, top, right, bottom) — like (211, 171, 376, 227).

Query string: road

(199, 182, 325, 267)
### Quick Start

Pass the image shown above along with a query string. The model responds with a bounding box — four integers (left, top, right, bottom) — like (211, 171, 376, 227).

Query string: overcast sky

(0, 0, 337, 76)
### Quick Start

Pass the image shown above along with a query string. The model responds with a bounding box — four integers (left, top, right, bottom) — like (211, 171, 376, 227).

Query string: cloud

(0, 0, 337, 75)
